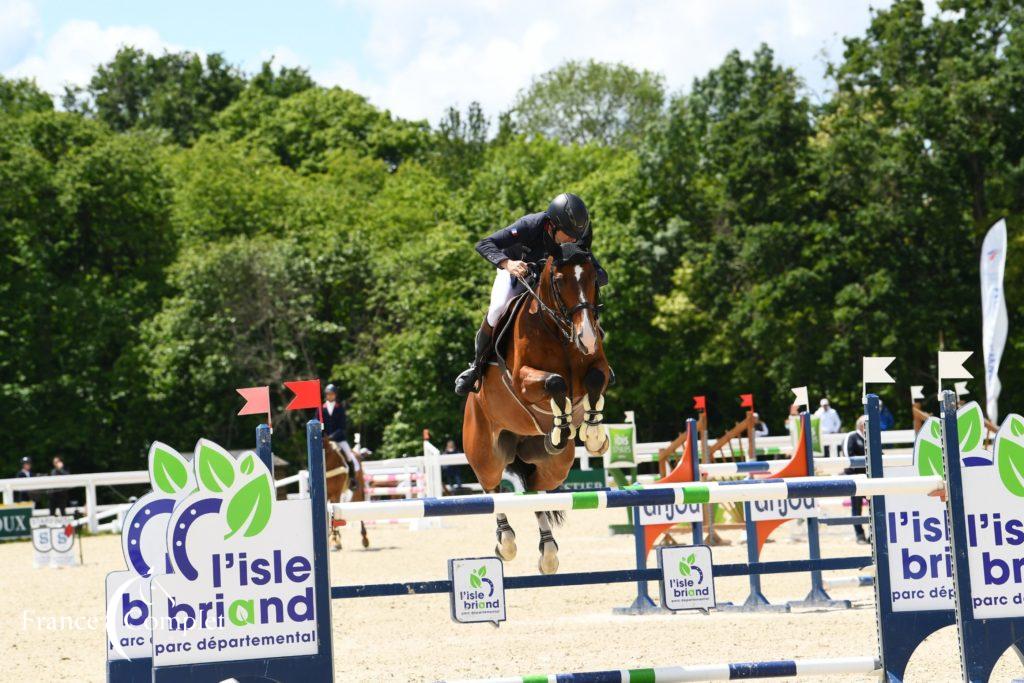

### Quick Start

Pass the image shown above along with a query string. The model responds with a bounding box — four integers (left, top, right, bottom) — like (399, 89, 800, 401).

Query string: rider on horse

(454, 193, 608, 396)
(323, 384, 360, 474)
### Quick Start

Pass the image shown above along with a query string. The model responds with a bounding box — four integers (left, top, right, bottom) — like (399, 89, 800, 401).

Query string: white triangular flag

(954, 381, 969, 397)
(863, 357, 896, 384)
(791, 386, 808, 409)
(938, 351, 973, 382)
(910, 385, 925, 401)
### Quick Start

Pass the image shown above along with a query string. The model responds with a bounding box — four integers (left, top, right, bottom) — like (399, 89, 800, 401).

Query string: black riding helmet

(546, 193, 590, 240)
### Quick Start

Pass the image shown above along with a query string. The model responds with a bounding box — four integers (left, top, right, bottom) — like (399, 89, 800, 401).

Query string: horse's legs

(517, 366, 575, 454)
(536, 511, 559, 574)
(351, 467, 370, 548)
(464, 395, 517, 561)
(495, 499, 517, 562)
(581, 365, 610, 455)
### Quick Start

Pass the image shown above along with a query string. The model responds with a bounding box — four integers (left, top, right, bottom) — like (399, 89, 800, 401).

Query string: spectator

(49, 456, 70, 516)
(14, 457, 32, 503)
(878, 400, 895, 431)
(753, 413, 769, 438)
(814, 398, 842, 456)
(842, 416, 869, 544)
(441, 439, 464, 491)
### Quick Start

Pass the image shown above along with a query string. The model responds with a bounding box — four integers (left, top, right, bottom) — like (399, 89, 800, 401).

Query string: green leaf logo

(198, 442, 235, 492)
(152, 445, 189, 494)
(224, 474, 273, 539)
(996, 415, 1024, 498)
(470, 566, 487, 588)
(240, 453, 255, 475)
(958, 403, 984, 454)
(678, 559, 691, 576)
(918, 440, 944, 477)
(915, 418, 944, 478)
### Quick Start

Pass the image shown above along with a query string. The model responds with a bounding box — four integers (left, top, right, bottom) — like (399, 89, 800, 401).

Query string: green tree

(64, 47, 245, 145)
(0, 77, 52, 116)
(0, 113, 174, 470)
(510, 60, 664, 148)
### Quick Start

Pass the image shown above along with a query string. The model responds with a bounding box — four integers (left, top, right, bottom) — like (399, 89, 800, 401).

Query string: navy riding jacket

(475, 212, 608, 285)
(323, 401, 348, 443)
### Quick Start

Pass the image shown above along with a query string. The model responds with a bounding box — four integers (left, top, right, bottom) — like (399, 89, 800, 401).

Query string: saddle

(491, 292, 530, 368)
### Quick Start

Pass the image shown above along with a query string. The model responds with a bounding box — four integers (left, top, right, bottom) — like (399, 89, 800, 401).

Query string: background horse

(462, 246, 611, 574)
(325, 439, 369, 550)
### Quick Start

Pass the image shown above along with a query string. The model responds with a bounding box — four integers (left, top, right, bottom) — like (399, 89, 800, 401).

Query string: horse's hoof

(495, 530, 517, 561)
(585, 430, 608, 456)
(361, 536, 370, 549)
(538, 545, 559, 575)
(544, 433, 569, 455)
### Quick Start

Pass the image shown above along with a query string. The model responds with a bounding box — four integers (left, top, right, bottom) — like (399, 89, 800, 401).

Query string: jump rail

(330, 475, 943, 521)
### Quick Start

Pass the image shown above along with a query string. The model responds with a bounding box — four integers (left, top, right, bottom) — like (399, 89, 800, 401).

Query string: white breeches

(486, 269, 524, 327)
(332, 439, 360, 472)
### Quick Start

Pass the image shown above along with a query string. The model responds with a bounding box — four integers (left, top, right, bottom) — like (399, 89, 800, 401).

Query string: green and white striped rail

(446, 655, 882, 682)
(331, 474, 943, 522)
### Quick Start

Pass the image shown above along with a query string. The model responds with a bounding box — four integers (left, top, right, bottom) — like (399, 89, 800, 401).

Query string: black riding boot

(454, 323, 493, 396)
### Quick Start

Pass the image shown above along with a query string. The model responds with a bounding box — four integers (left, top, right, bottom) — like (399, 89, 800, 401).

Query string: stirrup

(454, 364, 482, 396)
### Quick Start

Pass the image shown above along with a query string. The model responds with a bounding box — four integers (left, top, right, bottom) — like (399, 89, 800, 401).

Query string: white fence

(0, 469, 311, 534)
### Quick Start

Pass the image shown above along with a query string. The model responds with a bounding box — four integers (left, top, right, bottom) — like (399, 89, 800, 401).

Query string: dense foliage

(3, 1, 1022, 474)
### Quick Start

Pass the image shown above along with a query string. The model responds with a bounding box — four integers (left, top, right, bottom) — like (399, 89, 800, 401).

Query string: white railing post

(86, 483, 98, 534)
(2, 486, 12, 505)
(299, 470, 309, 497)
(420, 432, 442, 529)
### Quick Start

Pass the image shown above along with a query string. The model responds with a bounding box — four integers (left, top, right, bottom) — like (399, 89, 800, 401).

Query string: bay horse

(463, 244, 611, 574)
(325, 439, 369, 550)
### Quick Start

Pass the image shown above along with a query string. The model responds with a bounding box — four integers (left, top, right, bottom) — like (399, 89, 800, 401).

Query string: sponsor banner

(563, 468, 606, 491)
(30, 515, 77, 568)
(638, 502, 702, 526)
(448, 557, 505, 625)
(0, 504, 32, 540)
(107, 442, 196, 665)
(106, 572, 153, 662)
(658, 545, 715, 611)
(959, 408, 1024, 619)
(884, 415, 953, 612)
(604, 424, 636, 469)
(150, 441, 319, 667)
(981, 218, 1008, 421)
(748, 497, 819, 522)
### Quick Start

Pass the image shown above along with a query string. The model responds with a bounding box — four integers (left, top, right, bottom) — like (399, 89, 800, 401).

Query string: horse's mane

(554, 242, 592, 266)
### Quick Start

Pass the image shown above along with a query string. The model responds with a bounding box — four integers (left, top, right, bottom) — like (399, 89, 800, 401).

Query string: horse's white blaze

(573, 265, 598, 354)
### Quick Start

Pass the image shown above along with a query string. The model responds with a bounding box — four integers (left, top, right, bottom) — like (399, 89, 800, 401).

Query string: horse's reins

(514, 256, 601, 347)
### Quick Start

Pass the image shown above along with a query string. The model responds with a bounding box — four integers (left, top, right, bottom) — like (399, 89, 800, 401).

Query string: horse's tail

(504, 457, 565, 526)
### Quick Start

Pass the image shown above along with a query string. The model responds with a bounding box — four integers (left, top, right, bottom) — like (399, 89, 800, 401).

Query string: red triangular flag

(285, 379, 321, 411)
(64, 524, 74, 538)
(739, 393, 754, 409)
(693, 395, 706, 411)
(237, 386, 271, 416)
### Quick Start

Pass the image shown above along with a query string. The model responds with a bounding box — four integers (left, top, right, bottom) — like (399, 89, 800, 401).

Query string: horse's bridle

(516, 256, 602, 347)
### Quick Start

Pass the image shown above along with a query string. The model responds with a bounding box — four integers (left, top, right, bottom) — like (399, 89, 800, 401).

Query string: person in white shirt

(813, 398, 842, 456)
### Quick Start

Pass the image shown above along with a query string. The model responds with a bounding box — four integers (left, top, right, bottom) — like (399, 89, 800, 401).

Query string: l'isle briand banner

(149, 440, 320, 667)
(884, 413, 955, 612)
(957, 409, 1024, 617)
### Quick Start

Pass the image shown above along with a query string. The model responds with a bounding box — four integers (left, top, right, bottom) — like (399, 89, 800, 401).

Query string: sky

(1, 0, 933, 124)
